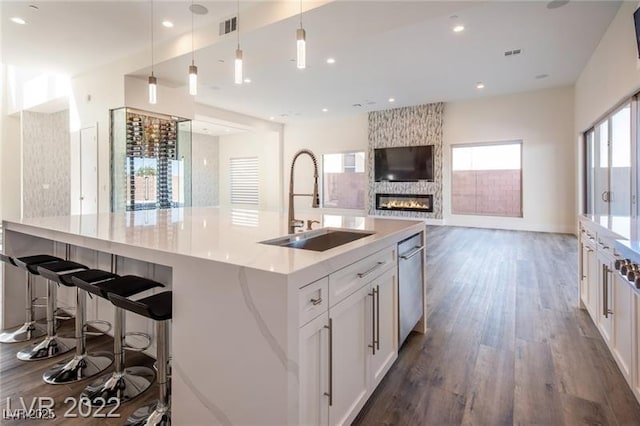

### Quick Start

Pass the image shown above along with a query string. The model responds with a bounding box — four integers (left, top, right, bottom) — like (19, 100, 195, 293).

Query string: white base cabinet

(579, 218, 640, 406)
(298, 246, 400, 426)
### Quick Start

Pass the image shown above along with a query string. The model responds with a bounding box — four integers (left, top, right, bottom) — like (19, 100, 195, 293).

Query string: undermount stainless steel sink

(260, 228, 375, 252)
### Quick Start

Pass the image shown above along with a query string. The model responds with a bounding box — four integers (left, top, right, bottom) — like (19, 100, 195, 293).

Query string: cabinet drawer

(299, 277, 329, 327)
(329, 246, 396, 307)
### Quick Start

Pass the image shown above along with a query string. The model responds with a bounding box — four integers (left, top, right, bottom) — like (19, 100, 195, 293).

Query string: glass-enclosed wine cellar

(111, 107, 192, 212)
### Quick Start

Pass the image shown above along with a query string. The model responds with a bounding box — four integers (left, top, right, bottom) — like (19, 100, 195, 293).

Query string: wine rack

(111, 107, 191, 212)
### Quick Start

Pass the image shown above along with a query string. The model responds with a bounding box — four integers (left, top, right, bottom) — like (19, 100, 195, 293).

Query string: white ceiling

(1, 1, 243, 75)
(2, 1, 622, 122)
(191, 119, 246, 136)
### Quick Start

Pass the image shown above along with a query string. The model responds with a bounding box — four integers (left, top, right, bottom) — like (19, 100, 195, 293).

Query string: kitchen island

(1, 207, 426, 425)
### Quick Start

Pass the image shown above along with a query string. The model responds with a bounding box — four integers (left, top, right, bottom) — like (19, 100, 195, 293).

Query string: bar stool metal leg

(16, 279, 75, 361)
(43, 287, 113, 384)
(80, 307, 154, 406)
(0, 272, 46, 343)
(125, 319, 170, 426)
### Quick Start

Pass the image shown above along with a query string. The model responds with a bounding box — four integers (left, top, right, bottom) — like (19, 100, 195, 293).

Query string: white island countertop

(3, 207, 425, 280)
(2, 207, 427, 425)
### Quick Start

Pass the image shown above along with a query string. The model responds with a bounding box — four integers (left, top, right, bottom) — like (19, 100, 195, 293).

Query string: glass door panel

(585, 130, 595, 214)
(131, 157, 158, 210)
(610, 104, 631, 216)
(594, 120, 609, 215)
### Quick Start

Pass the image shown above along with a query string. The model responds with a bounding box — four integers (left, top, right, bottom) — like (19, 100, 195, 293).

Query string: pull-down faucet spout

(288, 149, 320, 234)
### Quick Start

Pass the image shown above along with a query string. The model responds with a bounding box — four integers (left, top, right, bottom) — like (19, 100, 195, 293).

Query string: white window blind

(230, 157, 259, 205)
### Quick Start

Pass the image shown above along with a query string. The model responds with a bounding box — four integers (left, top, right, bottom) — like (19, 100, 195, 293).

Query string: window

(230, 157, 258, 205)
(584, 102, 632, 216)
(322, 152, 365, 209)
(451, 141, 522, 217)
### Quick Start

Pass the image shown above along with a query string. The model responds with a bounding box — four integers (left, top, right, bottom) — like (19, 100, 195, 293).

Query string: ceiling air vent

(504, 49, 523, 57)
(219, 16, 238, 36)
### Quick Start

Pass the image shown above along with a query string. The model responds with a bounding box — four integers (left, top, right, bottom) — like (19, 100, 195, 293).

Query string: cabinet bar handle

(400, 246, 424, 260)
(323, 319, 333, 407)
(375, 285, 380, 351)
(368, 290, 376, 355)
(358, 261, 385, 279)
(310, 297, 322, 306)
(603, 264, 609, 319)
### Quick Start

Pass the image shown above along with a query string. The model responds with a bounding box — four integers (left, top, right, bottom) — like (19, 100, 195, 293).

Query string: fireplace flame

(380, 199, 430, 209)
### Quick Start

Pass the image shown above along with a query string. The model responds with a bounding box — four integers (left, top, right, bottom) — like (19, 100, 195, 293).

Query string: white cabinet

(328, 284, 371, 426)
(597, 250, 614, 344)
(298, 244, 402, 426)
(299, 312, 330, 426)
(580, 239, 597, 317)
(612, 270, 633, 379)
(369, 267, 398, 387)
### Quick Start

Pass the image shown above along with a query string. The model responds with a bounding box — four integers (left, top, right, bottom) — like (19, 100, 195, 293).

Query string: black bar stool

(37, 267, 117, 384)
(16, 260, 87, 361)
(109, 291, 172, 426)
(73, 274, 163, 406)
(0, 254, 61, 344)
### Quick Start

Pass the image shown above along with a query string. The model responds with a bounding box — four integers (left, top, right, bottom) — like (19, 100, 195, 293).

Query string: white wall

(283, 88, 576, 233)
(0, 114, 20, 220)
(218, 131, 280, 211)
(443, 86, 576, 233)
(192, 133, 219, 207)
(283, 113, 369, 214)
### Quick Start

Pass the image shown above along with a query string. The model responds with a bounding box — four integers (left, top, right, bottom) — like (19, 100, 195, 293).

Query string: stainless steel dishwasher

(398, 233, 425, 346)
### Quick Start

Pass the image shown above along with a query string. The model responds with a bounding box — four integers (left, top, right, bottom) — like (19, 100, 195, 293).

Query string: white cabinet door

(369, 267, 398, 387)
(585, 243, 598, 318)
(299, 312, 330, 426)
(329, 284, 372, 426)
(597, 251, 614, 344)
(612, 271, 633, 380)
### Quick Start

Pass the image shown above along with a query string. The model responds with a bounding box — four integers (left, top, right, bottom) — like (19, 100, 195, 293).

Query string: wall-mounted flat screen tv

(374, 145, 434, 182)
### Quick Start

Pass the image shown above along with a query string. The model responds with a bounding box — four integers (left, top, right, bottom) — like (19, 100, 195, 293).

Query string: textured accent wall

(22, 110, 71, 218)
(368, 103, 443, 219)
(191, 133, 219, 207)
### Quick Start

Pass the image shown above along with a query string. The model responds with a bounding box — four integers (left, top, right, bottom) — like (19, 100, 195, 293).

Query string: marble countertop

(3, 207, 424, 275)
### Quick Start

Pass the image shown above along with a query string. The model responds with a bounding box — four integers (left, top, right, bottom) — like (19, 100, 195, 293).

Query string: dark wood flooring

(354, 226, 640, 426)
(0, 321, 157, 425)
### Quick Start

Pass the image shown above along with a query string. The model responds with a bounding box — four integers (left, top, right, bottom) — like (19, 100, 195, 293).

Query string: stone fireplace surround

(367, 103, 443, 219)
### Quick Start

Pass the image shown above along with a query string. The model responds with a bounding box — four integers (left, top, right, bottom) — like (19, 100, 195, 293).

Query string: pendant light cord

(191, 0, 195, 65)
(299, 0, 302, 28)
(237, 0, 240, 49)
(151, 0, 154, 76)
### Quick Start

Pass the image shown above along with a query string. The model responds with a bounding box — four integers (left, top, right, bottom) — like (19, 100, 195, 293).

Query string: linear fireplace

(375, 193, 433, 213)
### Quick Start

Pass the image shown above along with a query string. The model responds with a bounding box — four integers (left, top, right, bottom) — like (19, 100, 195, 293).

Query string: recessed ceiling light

(218, 59, 225, 63)
(476, 82, 485, 89)
(547, 0, 569, 9)
(269, 116, 275, 120)
(11, 17, 26, 25)
(326, 58, 336, 64)
(388, 98, 395, 103)
(29, 5, 39, 10)
(352, 103, 362, 107)
(244, 78, 251, 83)
(322, 108, 328, 112)
(453, 25, 465, 33)
(225, 129, 231, 132)
(162, 20, 174, 28)
(189, 4, 209, 15)
(535, 73, 549, 79)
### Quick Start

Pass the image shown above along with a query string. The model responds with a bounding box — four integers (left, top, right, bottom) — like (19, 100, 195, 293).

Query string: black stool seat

(14, 255, 62, 274)
(69, 269, 119, 287)
(108, 291, 172, 321)
(37, 261, 88, 286)
(74, 275, 163, 300)
(0, 253, 16, 266)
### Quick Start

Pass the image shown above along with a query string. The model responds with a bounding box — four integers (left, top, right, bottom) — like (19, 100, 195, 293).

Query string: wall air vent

(219, 16, 238, 35)
(504, 49, 523, 57)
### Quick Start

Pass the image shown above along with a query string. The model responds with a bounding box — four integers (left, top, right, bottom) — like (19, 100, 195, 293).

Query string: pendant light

(148, 0, 157, 104)
(188, 0, 197, 95)
(296, 0, 306, 69)
(234, 0, 243, 84)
